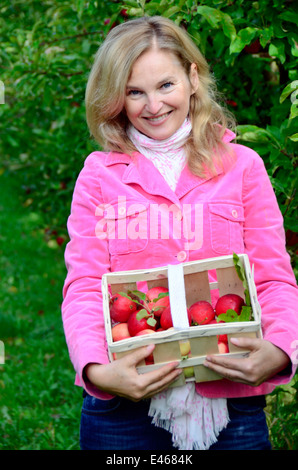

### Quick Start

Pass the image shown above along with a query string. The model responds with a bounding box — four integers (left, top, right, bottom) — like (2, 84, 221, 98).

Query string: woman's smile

(143, 110, 173, 124)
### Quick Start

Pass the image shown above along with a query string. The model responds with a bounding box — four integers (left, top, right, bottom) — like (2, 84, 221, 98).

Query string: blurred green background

(0, 0, 297, 449)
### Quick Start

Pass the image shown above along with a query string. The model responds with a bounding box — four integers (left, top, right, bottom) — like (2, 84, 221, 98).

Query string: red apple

(189, 300, 215, 326)
(110, 293, 137, 323)
(135, 328, 156, 337)
(145, 286, 169, 316)
(217, 333, 228, 343)
(135, 329, 156, 364)
(127, 310, 157, 336)
(160, 306, 191, 330)
(215, 294, 245, 317)
(218, 342, 229, 354)
(111, 323, 131, 342)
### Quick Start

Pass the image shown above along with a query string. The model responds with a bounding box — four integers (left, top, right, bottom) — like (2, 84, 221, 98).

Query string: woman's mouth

(144, 111, 172, 123)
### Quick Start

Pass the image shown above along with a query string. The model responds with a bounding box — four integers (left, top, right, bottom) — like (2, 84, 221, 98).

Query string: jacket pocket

(103, 200, 149, 255)
(209, 203, 244, 254)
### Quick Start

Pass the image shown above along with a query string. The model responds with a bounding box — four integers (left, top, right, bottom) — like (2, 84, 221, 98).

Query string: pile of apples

(110, 286, 246, 369)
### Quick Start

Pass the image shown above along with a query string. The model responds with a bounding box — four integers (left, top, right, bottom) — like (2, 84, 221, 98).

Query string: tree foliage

(0, 0, 297, 265)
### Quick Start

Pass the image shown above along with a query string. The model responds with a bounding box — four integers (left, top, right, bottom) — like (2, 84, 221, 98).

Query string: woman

(62, 16, 297, 450)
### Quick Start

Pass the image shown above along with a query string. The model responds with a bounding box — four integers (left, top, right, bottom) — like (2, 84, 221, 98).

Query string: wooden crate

(102, 254, 262, 387)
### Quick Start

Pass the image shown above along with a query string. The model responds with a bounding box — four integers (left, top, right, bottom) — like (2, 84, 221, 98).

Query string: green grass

(0, 169, 297, 450)
(0, 170, 81, 450)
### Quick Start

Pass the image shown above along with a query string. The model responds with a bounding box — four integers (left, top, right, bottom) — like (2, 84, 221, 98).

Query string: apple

(135, 329, 156, 337)
(111, 323, 131, 342)
(179, 340, 191, 357)
(215, 294, 245, 316)
(183, 366, 194, 378)
(160, 306, 191, 330)
(160, 307, 173, 330)
(110, 293, 137, 323)
(145, 286, 169, 316)
(189, 300, 215, 326)
(218, 342, 229, 354)
(127, 309, 157, 336)
(217, 333, 228, 344)
(203, 319, 228, 344)
(135, 329, 156, 364)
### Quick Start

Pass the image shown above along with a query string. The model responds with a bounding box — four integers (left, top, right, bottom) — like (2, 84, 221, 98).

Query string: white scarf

(128, 119, 229, 450)
(149, 383, 229, 450)
(127, 118, 191, 191)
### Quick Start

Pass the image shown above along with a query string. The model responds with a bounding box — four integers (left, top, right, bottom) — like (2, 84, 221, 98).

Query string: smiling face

(124, 47, 198, 140)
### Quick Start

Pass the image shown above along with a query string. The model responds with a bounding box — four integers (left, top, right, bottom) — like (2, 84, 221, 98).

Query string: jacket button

(232, 209, 238, 218)
(177, 251, 187, 262)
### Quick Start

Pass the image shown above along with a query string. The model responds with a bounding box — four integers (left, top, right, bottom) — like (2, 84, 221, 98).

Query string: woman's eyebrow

(126, 76, 176, 90)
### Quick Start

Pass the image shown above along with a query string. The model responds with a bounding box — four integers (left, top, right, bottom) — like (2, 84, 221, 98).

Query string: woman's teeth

(146, 112, 170, 122)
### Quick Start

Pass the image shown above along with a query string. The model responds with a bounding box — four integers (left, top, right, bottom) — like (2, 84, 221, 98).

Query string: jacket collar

(104, 129, 236, 203)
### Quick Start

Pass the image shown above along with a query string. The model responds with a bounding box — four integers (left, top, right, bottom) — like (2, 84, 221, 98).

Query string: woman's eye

(128, 89, 142, 96)
(162, 82, 173, 90)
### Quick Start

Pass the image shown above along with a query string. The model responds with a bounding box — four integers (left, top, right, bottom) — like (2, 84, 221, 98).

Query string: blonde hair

(85, 16, 235, 176)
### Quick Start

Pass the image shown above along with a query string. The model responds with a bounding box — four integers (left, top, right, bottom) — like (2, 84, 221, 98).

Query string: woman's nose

(145, 93, 163, 115)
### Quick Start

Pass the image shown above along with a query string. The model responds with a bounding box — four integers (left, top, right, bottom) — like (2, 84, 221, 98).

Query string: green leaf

(221, 13, 236, 41)
(123, 0, 139, 7)
(125, 7, 143, 16)
(233, 253, 245, 282)
(236, 125, 272, 143)
(162, 5, 181, 18)
(289, 133, 298, 142)
(217, 306, 252, 323)
(279, 11, 298, 24)
(290, 104, 298, 120)
(128, 289, 147, 301)
(230, 27, 258, 54)
(269, 41, 286, 64)
(233, 253, 251, 307)
(153, 292, 169, 301)
(240, 305, 253, 322)
(136, 309, 149, 321)
(118, 291, 133, 300)
(146, 316, 157, 327)
(216, 309, 239, 322)
(196, 6, 222, 28)
(259, 26, 274, 48)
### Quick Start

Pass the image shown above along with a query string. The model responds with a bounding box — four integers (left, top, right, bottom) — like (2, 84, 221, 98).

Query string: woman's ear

(189, 63, 199, 94)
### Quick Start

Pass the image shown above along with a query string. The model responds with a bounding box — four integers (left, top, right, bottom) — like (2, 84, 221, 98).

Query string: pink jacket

(62, 130, 298, 399)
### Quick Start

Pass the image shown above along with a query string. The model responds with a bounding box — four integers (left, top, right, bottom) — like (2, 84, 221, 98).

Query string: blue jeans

(80, 391, 271, 451)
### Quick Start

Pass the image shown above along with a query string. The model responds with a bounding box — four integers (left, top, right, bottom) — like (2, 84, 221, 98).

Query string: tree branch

(39, 30, 104, 47)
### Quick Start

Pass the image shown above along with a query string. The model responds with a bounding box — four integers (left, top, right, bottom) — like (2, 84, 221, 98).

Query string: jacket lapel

(104, 138, 233, 202)
(105, 151, 181, 205)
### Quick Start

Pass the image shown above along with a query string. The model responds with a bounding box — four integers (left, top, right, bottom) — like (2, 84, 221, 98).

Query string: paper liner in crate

(102, 254, 262, 386)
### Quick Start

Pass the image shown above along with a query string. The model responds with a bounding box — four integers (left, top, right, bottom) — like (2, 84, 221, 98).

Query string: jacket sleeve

(61, 154, 114, 399)
(241, 147, 298, 384)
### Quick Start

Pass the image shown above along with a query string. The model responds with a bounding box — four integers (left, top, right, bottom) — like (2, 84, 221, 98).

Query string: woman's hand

(203, 337, 290, 387)
(84, 344, 182, 402)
